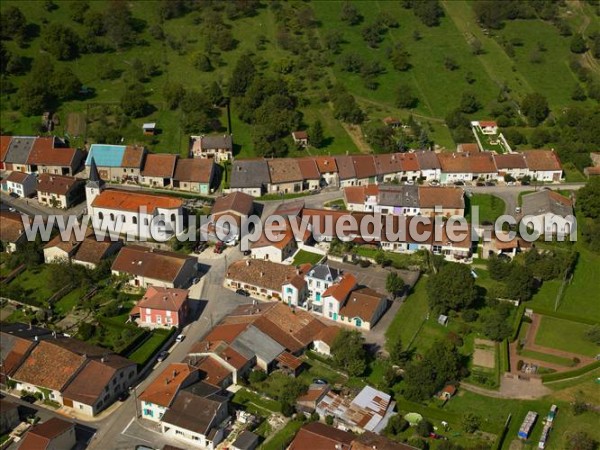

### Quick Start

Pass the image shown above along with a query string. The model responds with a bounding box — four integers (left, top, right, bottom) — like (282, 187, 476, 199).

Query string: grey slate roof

(522, 190, 573, 217)
(161, 391, 221, 435)
(5, 137, 35, 164)
(307, 264, 341, 283)
(231, 325, 284, 364)
(201, 134, 233, 150)
(232, 430, 260, 450)
(378, 185, 419, 208)
(230, 160, 271, 189)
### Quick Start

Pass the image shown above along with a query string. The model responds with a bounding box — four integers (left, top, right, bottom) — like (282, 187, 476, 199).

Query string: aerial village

(2, 109, 596, 450)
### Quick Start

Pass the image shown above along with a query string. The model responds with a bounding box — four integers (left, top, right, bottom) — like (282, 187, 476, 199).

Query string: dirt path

(461, 375, 550, 399)
(340, 122, 372, 154)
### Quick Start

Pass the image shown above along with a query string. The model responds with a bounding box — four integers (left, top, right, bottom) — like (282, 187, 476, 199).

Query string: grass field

(54, 287, 85, 315)
(8, 267, 59, 306)
(519, 349, 576, 367)
(291, 249, 324, 266)
(261, 420, 304, 450)
(385, 277, 429, 351)
(466, 194, 506, 223)
(535, 316, 598, 358)
(559, 247, 600, 322)
(127, 329, 173, 365)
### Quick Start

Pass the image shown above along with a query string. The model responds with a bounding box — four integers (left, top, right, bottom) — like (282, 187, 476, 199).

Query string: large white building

(86, 158, 183, 240)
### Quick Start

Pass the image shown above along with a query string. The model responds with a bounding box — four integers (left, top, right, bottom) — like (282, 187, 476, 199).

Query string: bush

(358, 259, 371, 268)
(517, 360, 524, 371)
(416, 419, 433, 437)
(326, 415, 334, 425)
(248, 370, 267, 384)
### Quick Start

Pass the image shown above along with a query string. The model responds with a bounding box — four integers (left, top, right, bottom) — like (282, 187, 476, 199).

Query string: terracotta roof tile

(374, 154, 403, 175)
(26, 137, 81, 167)
(226, 259, 311, 292)
(314, 326, 340, 346)
(296, 158, 320, 180)
(196, 356, 232, 387)
(212, 192, 254, 216)
(141, 154, 178, 178)
(314, 156, 338, 174)
(438, 152, 497, 173)
(173, 158, 214, 183)
(253, 316, 304, 353)
(19, 418, 74, 450)
(111, 245, 195, 283)
(0, 332, 35, 378)
(268, 159, 303, 183)
(352, 155, 377, 179)
(201, 323, 249, 344)
(36, 173, 84, 196)
(340, 288, 386, 322)
(13, 341, 86, 391)
(414, 150, 441, 170)
(6, 171, 32, 184)
(397, 153, 420, 172)
(335, 156, 356, 180)
(344, 186, 367, 205)
(523, 150, 562, 171)
(493, 153, 527, 170)
(139, 363, 196, 407)
(323, 273, 357, 303)
(137, 286, 188, 312)
(418, 186, 465, 209)
(92, 189, 183, 212)
(0, 135, 11, 161)
(121, 146, 146, 168)
(289, 423, 353, 450)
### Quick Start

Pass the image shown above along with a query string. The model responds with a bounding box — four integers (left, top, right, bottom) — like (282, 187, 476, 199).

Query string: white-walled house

(3, 171, 36, 198)
(320, 273, 357, 321)
(111, 245, 197, 289)
(493, 153, 529, 181)
(521, 190, 575, 238)
(282, 275, 308, 309)
(305, 264, 342, 314)
(523, 150, 563, 182)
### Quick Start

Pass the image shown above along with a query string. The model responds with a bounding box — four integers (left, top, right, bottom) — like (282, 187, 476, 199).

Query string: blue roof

(85, 144, 126, 167)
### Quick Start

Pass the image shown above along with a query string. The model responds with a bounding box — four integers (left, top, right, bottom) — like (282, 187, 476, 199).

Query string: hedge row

(509, 304, 526, 342)
(541, 361, 600, 383)
(528, 307, 598, 326)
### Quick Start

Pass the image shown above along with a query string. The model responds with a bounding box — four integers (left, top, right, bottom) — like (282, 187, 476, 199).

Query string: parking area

(327, 260, 420, 294)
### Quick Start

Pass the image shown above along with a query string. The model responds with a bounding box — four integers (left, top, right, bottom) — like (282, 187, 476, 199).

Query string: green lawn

(559, 247, 600, 322)
(353, 246, 428, 271)
(291, 249, 324, 266)
(261, 420, 304, 450)
(466, 194, 506, 224)
(535, 316, 599, 358)
(385, 277, 429, 351)
(127, 329, 173, 365)
(519, 349, 576, 367)
(231, 388, 281, 415)
(54, 287, 86, 315)
(323, 199, 347, 210)
(7, 267, 60, 306)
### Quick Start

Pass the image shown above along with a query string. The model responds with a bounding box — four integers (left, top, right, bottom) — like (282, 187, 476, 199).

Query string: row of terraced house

(227, 149, 564, 197)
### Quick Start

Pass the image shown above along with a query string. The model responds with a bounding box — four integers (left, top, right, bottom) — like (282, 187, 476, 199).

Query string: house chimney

(246, 260, 251, 266)
(173, 370, 177, 378)
(260, 272, 264, 277)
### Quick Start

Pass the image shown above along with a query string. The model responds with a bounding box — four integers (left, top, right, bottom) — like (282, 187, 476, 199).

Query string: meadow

(1, 0, 596, 162)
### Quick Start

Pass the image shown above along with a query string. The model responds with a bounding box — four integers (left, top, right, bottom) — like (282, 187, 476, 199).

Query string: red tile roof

(0, 332, 35, 378)
(296, 158, 320, 180)
(36, 173, 83, 196)
(397, 152, 420, 172)
(352, 155, 377, 178)
(276, 351, 303, 370)
(438, 152, 497, 173)
(457, 143, 480, 153)
(12, 341, 86, 391)
(479, 121, 497, 128)
(268, 159, 303, 183)
(493, 153, 527, 169)
(335, 155, 356, 180)
(523, 150, 562, 171)
(201, 323, 249, 344)
(0, 135, 11, 162)
(288, 423, 353, 450)
(111, 245, 195, 283)
(173, 158, 214, 183)
(0, 211, 28, 243)
(292, 130, 308, 140)
(323, 273, 357, 303)
(418, 186, 465, 209)
(212, 192, 254, 216)
(191, 340, 249, 370)
(19, 418, 74, 450)
(374, 153, 403, 175)
(314, 326, 340, 346)
(314, 156, 338, 174)
(226, 259, 311, 292)
(26, 137, 81, 167)
(340, 287, 386, 323)
(5, 171, 32, 184)
(141, 153, 178, 178)
(92, 189, 183, 212)
(196, 356, 232, 387)
(137, 286, 188, 312)
(139, 363, 196, 407)
(121, 145, 145, 168)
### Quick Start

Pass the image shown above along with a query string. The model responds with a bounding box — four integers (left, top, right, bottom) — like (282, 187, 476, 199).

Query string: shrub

(248, 370, 267, 384)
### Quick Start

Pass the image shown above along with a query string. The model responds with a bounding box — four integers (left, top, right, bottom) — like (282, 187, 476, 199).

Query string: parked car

(453, 181, 465, 186)
(213, 242, 224, 254)
(176, 334, 185, 343)
(243, 250, 251, 256)
(195, 243, 207, 253)
(405, 180, 415, 185)
(476, 182, 485, 187)
(157, 351, 169, 362)
(236, 289, 250, 297)
(313, 378, 328, 385)
(485, 181, 494, 186)
(515, 207, 521, 214)
(429, 180, 439, 186)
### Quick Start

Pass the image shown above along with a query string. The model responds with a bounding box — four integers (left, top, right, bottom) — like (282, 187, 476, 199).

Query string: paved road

(87, 247, 250, 450)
